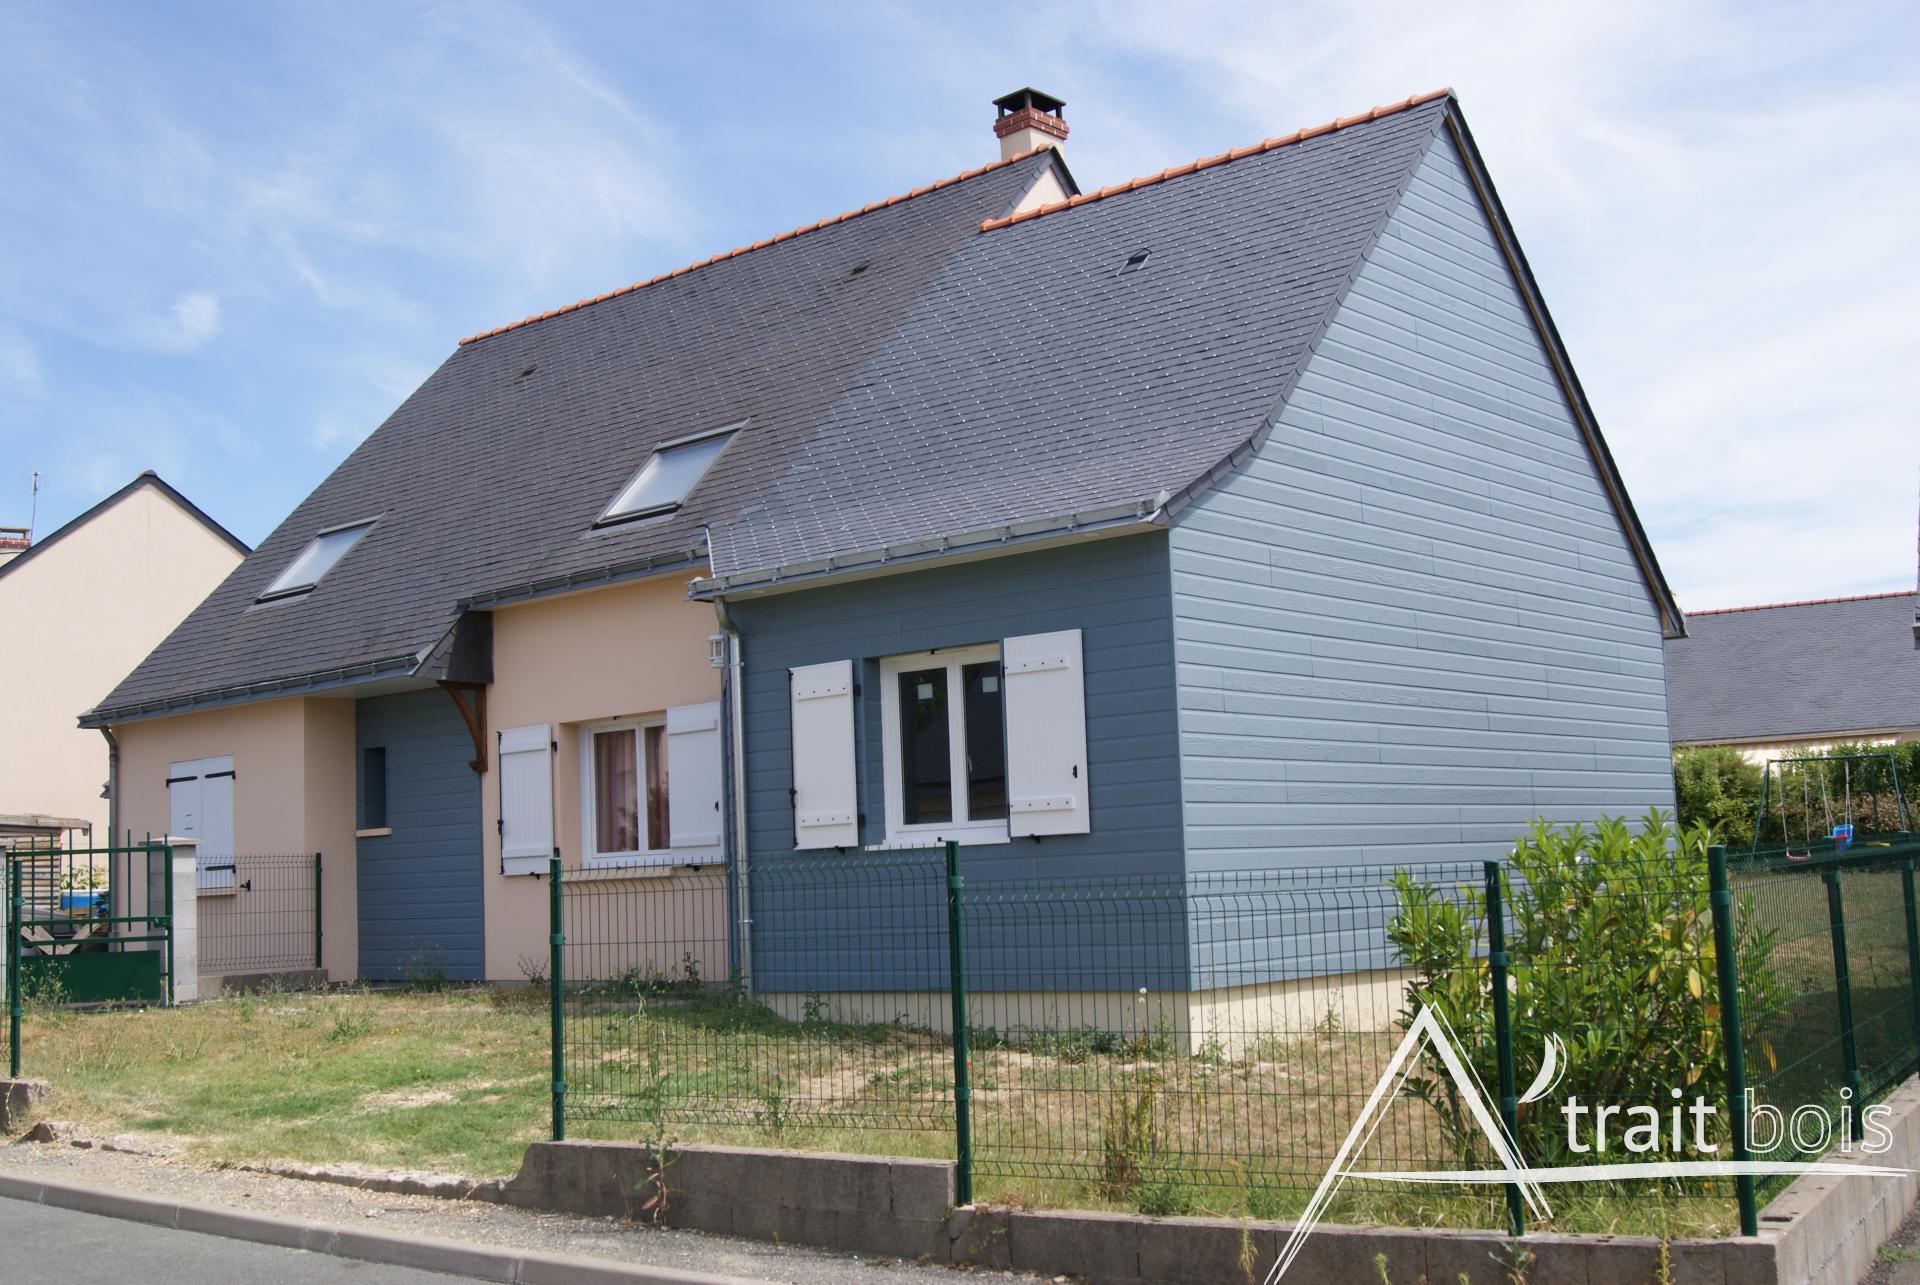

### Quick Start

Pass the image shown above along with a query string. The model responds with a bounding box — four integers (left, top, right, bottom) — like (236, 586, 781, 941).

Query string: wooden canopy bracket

(439, 681, 489, 773)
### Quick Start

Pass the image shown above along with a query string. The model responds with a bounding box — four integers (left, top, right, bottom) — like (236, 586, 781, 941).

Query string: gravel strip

(0, 1139, 1043, 1284)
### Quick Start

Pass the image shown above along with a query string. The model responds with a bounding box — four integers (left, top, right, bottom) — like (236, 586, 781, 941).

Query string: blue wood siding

(355, 689, 485, 981)
(1170, 129, 1675, 891)
(729, 534, 1188, 992)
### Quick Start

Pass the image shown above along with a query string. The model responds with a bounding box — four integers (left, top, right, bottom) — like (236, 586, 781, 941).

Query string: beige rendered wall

(0, 482, 243, 838)
(113, 694, 358, 979)
(1684, 732, 1918, 765)
(482, 572, 724, 980)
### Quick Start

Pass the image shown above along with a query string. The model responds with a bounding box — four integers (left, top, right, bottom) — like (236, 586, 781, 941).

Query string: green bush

(1672, 742, 1919, 852)
(1387, 811, 1788, 1169)
(1672, 747, 1764, 850)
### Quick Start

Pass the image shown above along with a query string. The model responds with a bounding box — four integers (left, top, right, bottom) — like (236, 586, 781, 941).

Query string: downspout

(706, 531, 753, 994)
(99, 726, 120, 927)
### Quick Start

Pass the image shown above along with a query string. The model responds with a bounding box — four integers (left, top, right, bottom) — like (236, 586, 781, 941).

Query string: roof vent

(992, 87, 1068, 162)
(1119, 248, 1151, 275)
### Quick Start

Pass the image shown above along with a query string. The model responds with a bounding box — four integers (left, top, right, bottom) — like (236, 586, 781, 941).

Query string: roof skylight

(258, 520, 373, 601)
(597, 424, 741, 526)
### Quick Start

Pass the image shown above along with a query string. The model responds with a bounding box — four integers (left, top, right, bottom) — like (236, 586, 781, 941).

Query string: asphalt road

(0, 1197, 479, 1284)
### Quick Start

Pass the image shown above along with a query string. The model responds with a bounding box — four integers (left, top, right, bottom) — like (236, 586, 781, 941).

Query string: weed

(327, 1007, 374, 1043)
(1245, 1178, 1286, 1221)
(517, 954, 547, 989)
(1099, 1071, 1162, 1200)
(400, 945, 448, 993)
(1134, 1166, 1197, 1217)
(755, 1071, 791, 1139)
(1373, 1250, 1390, 1284)
(802, 988, 827, 1024)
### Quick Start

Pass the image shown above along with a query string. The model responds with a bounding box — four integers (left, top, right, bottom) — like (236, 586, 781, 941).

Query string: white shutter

(667, 701, 724, 858)
(789, 659, 859, 849)
(499, 724, 554, 876)
(1003, 629, 1090, 837)
(169, 757, 235, 891)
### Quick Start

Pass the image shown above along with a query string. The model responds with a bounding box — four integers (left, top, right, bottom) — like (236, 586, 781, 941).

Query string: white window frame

(594, 422, 743, 527)
(878, 643, 1008, 846)
(578, 714, 675, 869)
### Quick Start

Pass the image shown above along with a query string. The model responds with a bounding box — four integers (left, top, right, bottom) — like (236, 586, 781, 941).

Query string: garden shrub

(1387, 810, 1788, 1170)
(1672, 747, 1764, 850)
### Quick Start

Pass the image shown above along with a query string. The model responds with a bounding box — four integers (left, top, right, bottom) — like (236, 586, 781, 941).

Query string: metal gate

(5, 841, 175, 1065)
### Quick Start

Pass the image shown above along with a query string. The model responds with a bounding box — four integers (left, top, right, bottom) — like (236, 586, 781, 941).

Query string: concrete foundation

(500, 1077, 1920, 1284)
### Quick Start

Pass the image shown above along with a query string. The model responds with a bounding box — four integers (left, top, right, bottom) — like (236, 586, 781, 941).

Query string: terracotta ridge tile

(1686, 590, 1919, 617)
(977, 88, 1452, 233)
(458, 146, 1054, 346)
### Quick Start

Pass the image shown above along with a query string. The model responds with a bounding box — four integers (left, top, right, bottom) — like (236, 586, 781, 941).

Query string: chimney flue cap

(992, 87, 1068, 159)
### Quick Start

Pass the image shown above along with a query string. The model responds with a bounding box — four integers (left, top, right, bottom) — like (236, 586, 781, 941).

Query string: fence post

(1707, 844, 1758, 1236)
(1902, 859, 1920, 1078)
(549, 856, 566, 1142)
(313, 852, 324, 973)
(1483, 860, 1525, 1238)
(1823, 867, 1865, 1140)
(163, 842, 176, 1008)
(944, 840, 973, 1206)
(8, 857, 20, 1077)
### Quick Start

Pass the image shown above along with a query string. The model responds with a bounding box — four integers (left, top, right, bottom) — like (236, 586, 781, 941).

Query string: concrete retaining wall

(505, 1076, 1920, 1285)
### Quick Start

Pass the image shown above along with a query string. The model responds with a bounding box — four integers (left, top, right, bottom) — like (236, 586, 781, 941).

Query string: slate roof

(1664, 592, 1920, 744)
(90, 90, 1675, 725)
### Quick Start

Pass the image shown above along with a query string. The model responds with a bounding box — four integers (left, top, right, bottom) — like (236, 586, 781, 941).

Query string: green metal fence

(5, 840, 177, 1076)
(548, 830, 1920, 1232)
(196, 853, 323, 982)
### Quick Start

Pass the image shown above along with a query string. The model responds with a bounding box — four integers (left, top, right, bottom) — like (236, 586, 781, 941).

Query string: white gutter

(691, 499, 1155, 598)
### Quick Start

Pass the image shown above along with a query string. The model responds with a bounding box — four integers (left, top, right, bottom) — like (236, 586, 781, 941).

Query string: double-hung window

(879, 644, 1008, 843)
(582, 717, 670, 866)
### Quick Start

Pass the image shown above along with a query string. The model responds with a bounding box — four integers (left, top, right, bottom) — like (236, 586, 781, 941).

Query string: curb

(0, 1170, 763, 1285)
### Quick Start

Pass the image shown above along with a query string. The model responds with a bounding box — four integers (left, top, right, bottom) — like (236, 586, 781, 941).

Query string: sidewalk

(0, 1140, 1032, 1284)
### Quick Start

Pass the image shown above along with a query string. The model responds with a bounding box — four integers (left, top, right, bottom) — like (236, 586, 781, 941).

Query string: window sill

(356, 827, 393, 838)
(582, 853, 680, 873)
(869, 826, 1009, 851)
(196, 885, 238, 898)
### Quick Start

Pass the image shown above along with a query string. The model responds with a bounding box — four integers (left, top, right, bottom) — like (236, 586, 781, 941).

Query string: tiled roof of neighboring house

(89, 91, 1678, 725)
(0, 471, 248, 590)
(1664, 591, 1920, 745)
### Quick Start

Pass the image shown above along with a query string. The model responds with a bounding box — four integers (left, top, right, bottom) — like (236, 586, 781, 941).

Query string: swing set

(1749, 751, 1914, 863)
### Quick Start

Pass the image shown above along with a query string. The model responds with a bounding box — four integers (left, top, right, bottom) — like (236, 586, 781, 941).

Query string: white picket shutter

(789, 659, 859, 849)
(169, 757, 235, 891)
(499, 724, 555, 876)
(1003, 629, 1090, 837)
(667, 701, 724, 859)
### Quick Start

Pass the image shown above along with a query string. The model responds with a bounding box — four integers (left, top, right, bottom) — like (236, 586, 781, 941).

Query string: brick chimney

(993, 88, 1068, 161)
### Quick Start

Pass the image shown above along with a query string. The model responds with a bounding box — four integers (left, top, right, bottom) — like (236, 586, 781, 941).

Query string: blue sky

(2, 0, 1915, 609)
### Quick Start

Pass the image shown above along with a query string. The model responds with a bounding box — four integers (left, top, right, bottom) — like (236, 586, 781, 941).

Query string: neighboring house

(0, 473, 247, 847)
(87, 87, 1681, 998)
(1664, 589, 1920, 759)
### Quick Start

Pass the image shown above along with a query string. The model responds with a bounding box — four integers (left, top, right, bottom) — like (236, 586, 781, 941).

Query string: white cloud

(134, 291, 222, 352)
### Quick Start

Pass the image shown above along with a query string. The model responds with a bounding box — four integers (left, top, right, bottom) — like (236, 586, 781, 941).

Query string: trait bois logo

(1266, 1004, 1909, 1283)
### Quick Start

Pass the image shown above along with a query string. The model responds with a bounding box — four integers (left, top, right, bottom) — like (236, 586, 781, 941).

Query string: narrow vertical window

(361, 746, 388, 829)
(898, 667, 952, 825)
(644, 724, 670, 851)
(593, 728, 639, 855)
(963, 661, 1007, 821)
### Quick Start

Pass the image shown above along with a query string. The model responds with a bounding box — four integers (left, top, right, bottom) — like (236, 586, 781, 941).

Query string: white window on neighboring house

(579, 702, 723, 869)
(167, 756, 235, 892)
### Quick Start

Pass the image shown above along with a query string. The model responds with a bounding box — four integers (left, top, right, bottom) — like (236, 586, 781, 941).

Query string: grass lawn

(9, 983, 1740, 1240)
(16, 986, 551, 1177)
